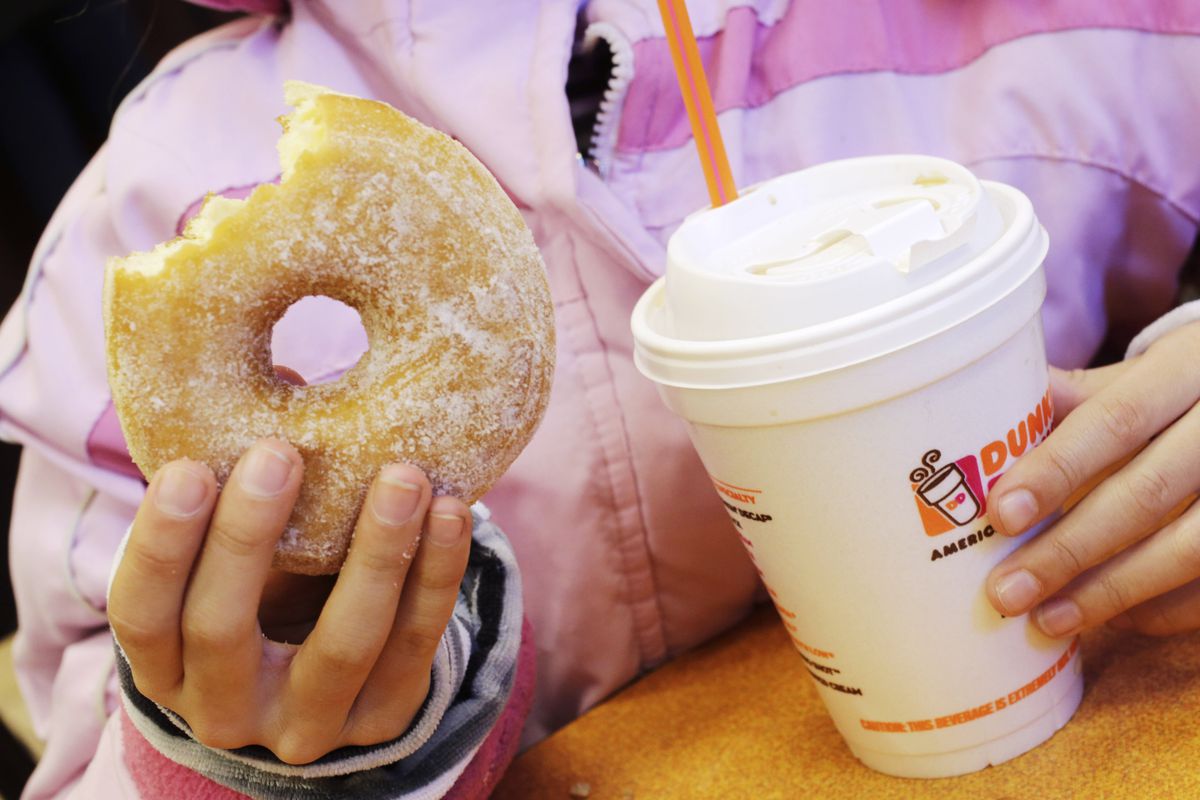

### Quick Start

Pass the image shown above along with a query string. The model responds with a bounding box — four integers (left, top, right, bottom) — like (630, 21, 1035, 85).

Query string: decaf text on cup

(721, 499, 774, 526)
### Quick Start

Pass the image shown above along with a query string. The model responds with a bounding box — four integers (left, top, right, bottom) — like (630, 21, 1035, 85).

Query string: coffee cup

(630, 155, 1082, 778)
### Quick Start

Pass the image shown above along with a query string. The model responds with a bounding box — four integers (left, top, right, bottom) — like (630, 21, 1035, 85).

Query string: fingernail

(240, 442, 294, 497)
(996, 489, 1038, 535)
(372, 466, 421, 525)
(428, 513, 465, 547)
(994, 569, 1042, 615)
(156, 462, 208, 518)
(1036, 598, 1084, 637)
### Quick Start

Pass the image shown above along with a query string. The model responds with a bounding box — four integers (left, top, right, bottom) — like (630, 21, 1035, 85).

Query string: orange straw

(657, 0, 738, 207)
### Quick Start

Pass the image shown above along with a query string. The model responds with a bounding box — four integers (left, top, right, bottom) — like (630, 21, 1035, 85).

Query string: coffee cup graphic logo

(910, 449, 980, 526)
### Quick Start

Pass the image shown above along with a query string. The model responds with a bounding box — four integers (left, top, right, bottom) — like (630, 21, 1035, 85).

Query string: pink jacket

(5, 0, 1200, 796)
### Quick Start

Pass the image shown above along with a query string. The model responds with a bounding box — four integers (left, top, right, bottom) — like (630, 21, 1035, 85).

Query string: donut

(103, 82, 556, 575)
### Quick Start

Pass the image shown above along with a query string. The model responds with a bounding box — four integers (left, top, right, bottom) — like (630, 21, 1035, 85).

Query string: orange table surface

(493, 606, 1200, 799)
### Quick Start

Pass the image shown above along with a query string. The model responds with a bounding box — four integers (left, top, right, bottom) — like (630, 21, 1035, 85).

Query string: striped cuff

(116, 505, 524, 799)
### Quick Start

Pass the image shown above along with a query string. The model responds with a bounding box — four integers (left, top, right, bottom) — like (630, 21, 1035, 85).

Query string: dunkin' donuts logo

(909, 449, 984, 533)
(910, 390, 1054, 544)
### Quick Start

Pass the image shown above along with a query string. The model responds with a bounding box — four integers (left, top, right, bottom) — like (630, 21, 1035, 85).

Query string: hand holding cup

(987, 321, 1200, 638)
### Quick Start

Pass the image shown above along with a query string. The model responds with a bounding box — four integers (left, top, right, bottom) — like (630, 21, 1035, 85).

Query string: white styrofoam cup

(631, 155, 1082, 778)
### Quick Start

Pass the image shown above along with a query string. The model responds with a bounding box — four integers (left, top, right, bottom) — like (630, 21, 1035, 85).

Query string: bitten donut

(104, 82, 555, 575)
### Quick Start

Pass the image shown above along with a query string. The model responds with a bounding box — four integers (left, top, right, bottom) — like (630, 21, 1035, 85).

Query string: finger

(108, 460, 216, 699)
(1048, 362, 1129, 420)
(180, 439, 302, 706)
(1022, 497, 1200, 637)
(349, 497, 472, 742)
(990, 335, 1200, 538)
(274, 364, 306, 386)
(282, 464, 431, 750)
(988, 401, 1200, 617)
(1050, 362, 1138, 515)
(1109, 576, 1200, 637)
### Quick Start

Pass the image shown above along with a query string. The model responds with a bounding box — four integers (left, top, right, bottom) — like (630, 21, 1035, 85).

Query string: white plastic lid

(632, 155, 1048, 389)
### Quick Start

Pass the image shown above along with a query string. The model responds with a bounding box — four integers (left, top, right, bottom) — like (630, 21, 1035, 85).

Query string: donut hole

(270, 295, 368, 386)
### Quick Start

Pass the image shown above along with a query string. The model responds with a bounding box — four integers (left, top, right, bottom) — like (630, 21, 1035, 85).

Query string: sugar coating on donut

(104, 82, 556, 574)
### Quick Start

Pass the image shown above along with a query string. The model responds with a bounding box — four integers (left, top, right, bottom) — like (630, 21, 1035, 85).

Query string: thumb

(1049, 361, 1133, 421)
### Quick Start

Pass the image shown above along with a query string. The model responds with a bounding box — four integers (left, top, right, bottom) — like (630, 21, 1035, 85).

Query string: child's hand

(985, 321, 1200, 638)
(107, 438, 472, 764)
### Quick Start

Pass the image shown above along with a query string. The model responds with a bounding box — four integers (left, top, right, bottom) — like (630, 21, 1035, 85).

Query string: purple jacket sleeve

(0, 139, 149, 797)
(1126, 299, 1200, 358)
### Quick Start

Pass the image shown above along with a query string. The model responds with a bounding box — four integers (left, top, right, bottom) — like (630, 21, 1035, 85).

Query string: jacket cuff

(1125, 298, 1200, 358)
(114, 505, 525, 798)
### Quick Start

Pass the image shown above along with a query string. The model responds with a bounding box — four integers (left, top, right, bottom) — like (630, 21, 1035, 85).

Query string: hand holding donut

(102, 82, 554, 761)
(107, 438, 472, 764)
(985, 321, 1200, 638)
